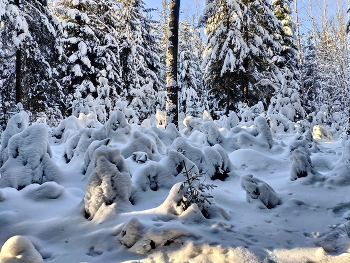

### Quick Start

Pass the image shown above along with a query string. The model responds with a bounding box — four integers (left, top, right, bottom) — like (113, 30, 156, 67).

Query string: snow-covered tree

(200, 0, 283, 117)
(178, 21, 204, 119)
(53, 0, 121, 122)
(0, 0, 64, 128)
(116, 0, 164, 122)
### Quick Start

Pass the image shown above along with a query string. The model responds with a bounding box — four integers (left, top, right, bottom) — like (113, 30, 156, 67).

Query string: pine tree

(0, 0, 63, 128)
(116, 0, 164, 122)
(200, 0, 283, 117)
(53, 0, 121, 122)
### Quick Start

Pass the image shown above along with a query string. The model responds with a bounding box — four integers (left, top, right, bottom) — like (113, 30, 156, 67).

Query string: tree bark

(15, 0, 22, 105)
(166, 0, 180, 128)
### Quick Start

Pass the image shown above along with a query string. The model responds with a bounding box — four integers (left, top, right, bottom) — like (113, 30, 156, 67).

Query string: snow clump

(0, 236, 43, 263)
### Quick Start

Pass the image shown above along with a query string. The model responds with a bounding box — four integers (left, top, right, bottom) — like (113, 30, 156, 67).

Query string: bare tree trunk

(15, 0, 22, 105)
(166, 0, 180, 128)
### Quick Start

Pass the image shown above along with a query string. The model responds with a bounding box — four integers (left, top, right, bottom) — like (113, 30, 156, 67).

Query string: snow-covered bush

(83, 146, 132, 219)
(223, 111, 239, 130)
(203, 145, 233, 180)
(240, 174, 280, 209)
(105, 111, 131, 144)
(326, 140, 350, 186)
(0, 112, 29, 166)
(0, 236, 43, 263)
(51, 116, 84, 144)
(254, 116, 274, 148)
(312, 125, 332, 140)
(290, 149, 315, 181)
(0, 124, 62, 189)
(201, 121, 224, 146)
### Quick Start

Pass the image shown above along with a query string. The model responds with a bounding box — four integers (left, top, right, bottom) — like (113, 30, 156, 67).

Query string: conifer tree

(53, 0, 121, 122)
(178, 21, 203, 119)
(116, 0, 164, 122)
(0, 0, 63, 127)
(201, 0, 283, 117)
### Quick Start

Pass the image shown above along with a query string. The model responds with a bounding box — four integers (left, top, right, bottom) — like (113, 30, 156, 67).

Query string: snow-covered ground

(1, 111, 350, 263)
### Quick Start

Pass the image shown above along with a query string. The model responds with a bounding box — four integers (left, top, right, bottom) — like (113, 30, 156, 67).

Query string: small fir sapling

(177, 161, 217, 218)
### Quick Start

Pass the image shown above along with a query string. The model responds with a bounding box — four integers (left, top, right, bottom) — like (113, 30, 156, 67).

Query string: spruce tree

(0, 0, 63, 128)
(201, 0, 283, 117)
(53, 0, 121, 122)
(116, 0, 164, 122)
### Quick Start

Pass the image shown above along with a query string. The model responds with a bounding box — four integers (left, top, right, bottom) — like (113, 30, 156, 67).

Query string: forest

(1, 0, 350, 262)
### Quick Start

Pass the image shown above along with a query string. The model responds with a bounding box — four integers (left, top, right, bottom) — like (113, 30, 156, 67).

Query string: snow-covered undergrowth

(0, 111, 350, 262)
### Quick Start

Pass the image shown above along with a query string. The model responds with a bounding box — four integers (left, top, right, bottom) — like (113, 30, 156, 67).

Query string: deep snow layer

(0, 112, 350, 263)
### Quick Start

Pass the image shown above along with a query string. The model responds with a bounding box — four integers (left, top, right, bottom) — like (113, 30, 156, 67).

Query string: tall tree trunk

(15, 0, 22, 105)
(166, 0, 180, 128)
(225, 76, 230, 116)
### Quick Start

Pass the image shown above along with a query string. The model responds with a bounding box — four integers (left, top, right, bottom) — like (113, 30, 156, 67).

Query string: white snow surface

(0, 112, 350, 262)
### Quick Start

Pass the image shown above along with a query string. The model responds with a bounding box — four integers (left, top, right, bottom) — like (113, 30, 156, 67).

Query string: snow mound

(0, 124, 62, 189)
(240, 174, 281, 209)
(0, 236, 43, 263)
(118, 217, 195, 254)
(83, 146, 132, 219)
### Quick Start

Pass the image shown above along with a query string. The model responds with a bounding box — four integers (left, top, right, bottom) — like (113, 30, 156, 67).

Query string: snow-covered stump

(83, 146, 132, 219)
(0, 124, 62, 190)
(0, 112, 29, 167)
(240, 174, 281, 209)
(0, 236, 43, 263)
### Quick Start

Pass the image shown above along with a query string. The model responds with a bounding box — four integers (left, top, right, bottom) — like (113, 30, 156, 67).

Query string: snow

(1, 111, 350, 262)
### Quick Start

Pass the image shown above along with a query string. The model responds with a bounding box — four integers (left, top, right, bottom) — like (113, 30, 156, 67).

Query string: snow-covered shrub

(173, 137, 206, 172)
(240, 174, 280, 209)
(83, 146, 132, 219)
(326, 140, 350, 186)
(182, 117, 202, 136)
(0, 235, 43, 263)
(132, 152, 148, 164)
(203, 145, 233, 180)
(0, 112, 29, 166)
(289, 135, 311, 155)
(23, 182, 65, 201)
(201, 121, 224, 146)
(118, 218, 143, 248)
(121, 131, 161, 161)
(132, 151, 198, 192)
(223, 111, 239, 130)
(290, 149, 315, 181)
(105, 111, 131, 144)
(82, 139, 110, 177)
(62, 128, 94, 163)
(254, 116, 274, 148)
(51, 116, 84, 144)
(0, 124, 62, 189)
(148, 123, 181, 147)
(312, 125, 332, 140)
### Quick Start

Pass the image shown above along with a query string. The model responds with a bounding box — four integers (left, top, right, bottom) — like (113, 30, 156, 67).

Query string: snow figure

(105, 111, 131, 144)
(240, 174, 281, 209)
(0, 124, 62, 190)
(0, 236, 43, 263)
(290, 149, 315, 181)
(83, 146, 132, 219)
(0, 112, 29, 167)
(254, 116, 274, 148)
